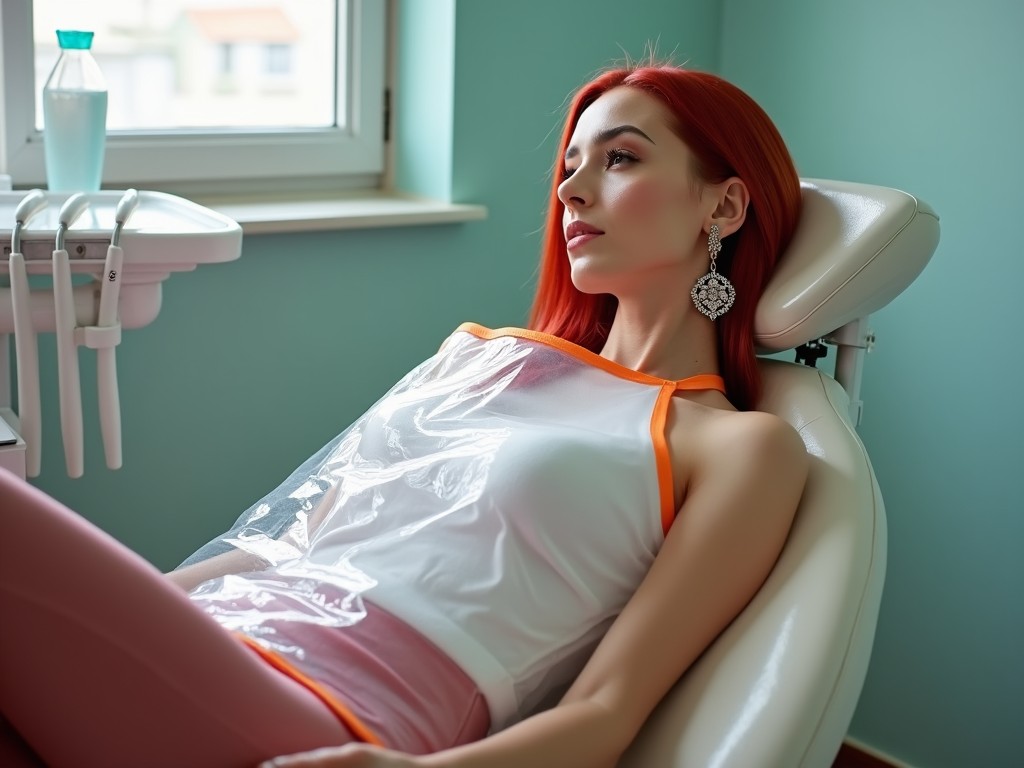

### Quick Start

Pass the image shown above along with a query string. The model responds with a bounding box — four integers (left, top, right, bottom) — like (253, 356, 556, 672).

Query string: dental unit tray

(1, 189, 242, 479)
(1, 190, 240, 279)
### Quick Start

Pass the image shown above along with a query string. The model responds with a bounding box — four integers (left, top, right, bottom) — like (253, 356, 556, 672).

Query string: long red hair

(528, 66, 802, 411)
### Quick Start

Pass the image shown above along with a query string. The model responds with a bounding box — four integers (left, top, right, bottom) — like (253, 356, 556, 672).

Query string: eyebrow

(564, 124, 656, 160)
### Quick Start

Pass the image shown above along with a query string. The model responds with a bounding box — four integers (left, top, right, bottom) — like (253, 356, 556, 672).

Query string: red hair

(528, 66, 802, 411)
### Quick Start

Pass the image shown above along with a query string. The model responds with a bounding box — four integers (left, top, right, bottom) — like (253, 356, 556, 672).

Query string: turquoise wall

(719, 1, 1023, 766)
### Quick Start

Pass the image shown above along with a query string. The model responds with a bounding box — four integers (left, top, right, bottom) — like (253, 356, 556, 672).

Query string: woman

(0, 64, 807, 768)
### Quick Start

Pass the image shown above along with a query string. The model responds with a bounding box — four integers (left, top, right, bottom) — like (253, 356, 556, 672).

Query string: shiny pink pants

(0, 469, 486, 768)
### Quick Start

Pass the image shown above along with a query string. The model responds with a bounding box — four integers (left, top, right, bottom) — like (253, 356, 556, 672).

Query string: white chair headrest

(754, 178, 940, 352)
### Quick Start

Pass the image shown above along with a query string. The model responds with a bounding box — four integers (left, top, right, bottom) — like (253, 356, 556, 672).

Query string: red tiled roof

(185, 7, 300, 43)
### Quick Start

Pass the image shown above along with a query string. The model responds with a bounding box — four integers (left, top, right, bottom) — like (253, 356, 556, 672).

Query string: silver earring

(691, 224, 736, 320)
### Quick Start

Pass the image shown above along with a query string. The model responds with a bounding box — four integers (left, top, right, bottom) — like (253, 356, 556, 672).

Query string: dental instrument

(92, 189, 138, 469)
(8, 189, 49, 476)
(0, 189, 242, 478)
(52, 193, 91, 478)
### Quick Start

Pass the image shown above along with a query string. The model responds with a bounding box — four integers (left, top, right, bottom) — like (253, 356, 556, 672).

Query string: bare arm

(166, 481, 342, 592)
(267, 413, 808, 768)
(164, 547, 271, 592)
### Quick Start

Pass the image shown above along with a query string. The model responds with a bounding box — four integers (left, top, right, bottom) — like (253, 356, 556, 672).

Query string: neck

(600, 298, 721, 381)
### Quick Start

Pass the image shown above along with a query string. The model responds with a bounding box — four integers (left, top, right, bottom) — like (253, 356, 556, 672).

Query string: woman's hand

(259, 743, 422, 768)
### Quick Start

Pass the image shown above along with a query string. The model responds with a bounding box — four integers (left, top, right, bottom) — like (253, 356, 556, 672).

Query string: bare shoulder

(692, 406, 808, 496)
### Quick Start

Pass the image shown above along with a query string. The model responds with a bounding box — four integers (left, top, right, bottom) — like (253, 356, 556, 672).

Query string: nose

(557, 169, 591, 210)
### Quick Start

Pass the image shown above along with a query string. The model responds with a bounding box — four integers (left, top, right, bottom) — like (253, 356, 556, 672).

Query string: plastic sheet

(179, 324, 675, 729)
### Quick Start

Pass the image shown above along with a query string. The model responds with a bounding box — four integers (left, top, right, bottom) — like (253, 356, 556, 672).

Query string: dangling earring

(691, 224, 736, 320)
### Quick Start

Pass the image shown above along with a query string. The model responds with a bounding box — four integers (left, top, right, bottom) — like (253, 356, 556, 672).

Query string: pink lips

(565, 220, 604, 250)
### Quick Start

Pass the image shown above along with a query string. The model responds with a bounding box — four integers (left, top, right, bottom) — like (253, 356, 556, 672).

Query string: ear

(707, 177, 749, 239)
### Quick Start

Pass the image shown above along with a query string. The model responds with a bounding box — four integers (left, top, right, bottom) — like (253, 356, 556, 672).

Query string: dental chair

(619, 179, 940, 768)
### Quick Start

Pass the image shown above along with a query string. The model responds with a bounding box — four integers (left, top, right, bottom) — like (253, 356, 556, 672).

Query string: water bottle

(42, 30, 108, 191)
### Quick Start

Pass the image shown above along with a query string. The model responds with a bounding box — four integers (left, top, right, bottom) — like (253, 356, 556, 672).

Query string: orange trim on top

(235, 634, 384, 747)
(651, 383, 677, 535)
(456, 323, 727, 536)
(456, 323, 726, 392)
(660, 377, 727, 530)
(674, 373, 727, 393)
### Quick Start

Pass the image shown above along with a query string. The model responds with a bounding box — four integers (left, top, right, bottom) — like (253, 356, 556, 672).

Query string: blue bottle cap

(56, 30, 95, 50)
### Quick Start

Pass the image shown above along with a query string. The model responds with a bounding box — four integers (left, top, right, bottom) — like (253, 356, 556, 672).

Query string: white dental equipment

(8, 189, 49, 475)
(620, 179, 939, 768)
(96, 189, 139, 471)
(52, 192, 91, 478)
(1, 189, 241, 478)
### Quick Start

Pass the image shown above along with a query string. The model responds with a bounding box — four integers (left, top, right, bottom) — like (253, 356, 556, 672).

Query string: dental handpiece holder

(1, 189, 242, 478)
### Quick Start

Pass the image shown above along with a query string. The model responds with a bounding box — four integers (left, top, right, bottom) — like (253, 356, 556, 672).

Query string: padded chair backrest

(619, 179, 939, 768)
(620, 359, 884, 768)
(755, 178, 939, 351)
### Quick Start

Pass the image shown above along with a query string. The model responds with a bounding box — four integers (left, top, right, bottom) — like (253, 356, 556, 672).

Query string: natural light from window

(1, 0, 383, 190)
(32, 1, 339, 133)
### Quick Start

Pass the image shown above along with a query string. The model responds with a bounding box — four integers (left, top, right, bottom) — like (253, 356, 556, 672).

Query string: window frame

(0, 0, 386, 194)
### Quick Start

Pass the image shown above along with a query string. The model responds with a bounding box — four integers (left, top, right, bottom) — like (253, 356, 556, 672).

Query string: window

(219, 43, 236, 78)
(0, 0, 387, 194)
(265, 44, 293, 77)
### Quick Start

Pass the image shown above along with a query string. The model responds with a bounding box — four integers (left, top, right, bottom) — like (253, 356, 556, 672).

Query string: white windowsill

(194, 189, 488, 235)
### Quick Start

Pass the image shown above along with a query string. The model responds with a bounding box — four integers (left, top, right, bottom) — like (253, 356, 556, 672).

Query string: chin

(568, 264, 617, 296)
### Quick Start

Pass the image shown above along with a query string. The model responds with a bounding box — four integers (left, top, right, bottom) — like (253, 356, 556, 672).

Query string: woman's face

(558, 86, 710, 298)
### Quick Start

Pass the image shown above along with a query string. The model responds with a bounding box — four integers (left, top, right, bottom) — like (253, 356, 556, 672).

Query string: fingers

(258, 743, 410, 768)
(259, 745, 358, 767)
